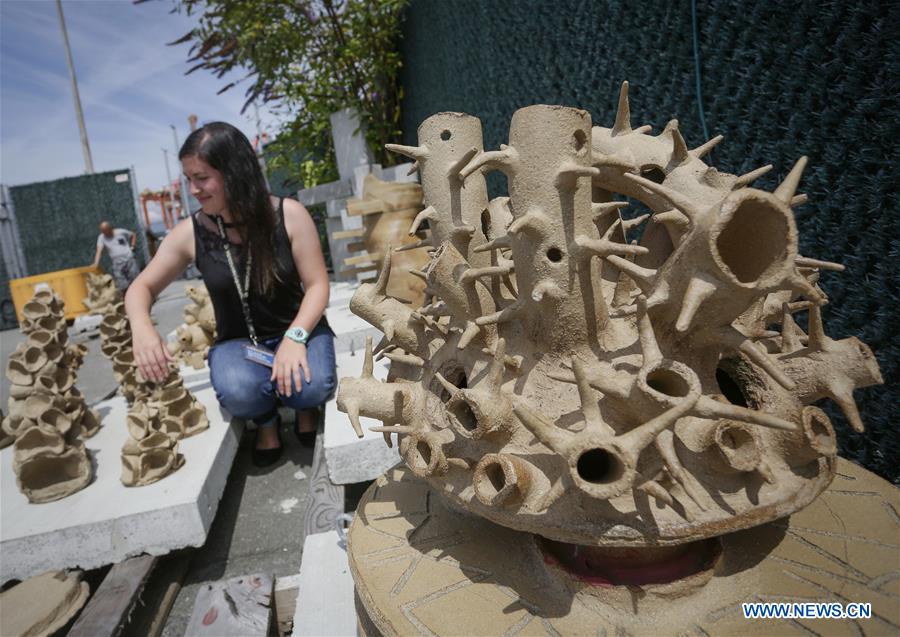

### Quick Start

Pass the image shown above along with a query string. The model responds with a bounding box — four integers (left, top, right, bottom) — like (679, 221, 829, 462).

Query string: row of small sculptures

(0, 276, 214, 504)
(85, 273, 210, 487)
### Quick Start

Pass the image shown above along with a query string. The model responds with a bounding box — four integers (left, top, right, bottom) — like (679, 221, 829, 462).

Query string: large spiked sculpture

(337, 83, 890, 634)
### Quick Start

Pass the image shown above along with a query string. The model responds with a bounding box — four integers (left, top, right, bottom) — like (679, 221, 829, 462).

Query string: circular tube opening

(486, 463, 507, 492)
(646, 368, 690, 397)
(716, 198, 789, 283)
(449, 398, 478, 432)
(415, 440, 433, 468)
(803, 407, 836, 456)
(546, 247, 563, 262)
(576, 448, 624, 485)
(715, 423, 759, 471)
(433, 365, 468, 402)
(715, 366, 748, 407)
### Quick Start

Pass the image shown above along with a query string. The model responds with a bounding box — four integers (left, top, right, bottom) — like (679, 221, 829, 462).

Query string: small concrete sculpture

(0, 570, 90, 637)
(83, 272, 120, 316)
(83, 271, 208, 486)
(119, 372, 208, 486)
(3, 289, 96, 503)
(334, 174, 431, 304)
(121, 430, 185, 487)
(166, 284, 215, 369)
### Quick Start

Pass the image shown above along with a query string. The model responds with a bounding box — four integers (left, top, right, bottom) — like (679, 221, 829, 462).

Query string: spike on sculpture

(337, 84, 883, 547)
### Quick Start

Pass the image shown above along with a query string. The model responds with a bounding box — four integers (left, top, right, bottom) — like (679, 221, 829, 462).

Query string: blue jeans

(208, 323, 336, 425)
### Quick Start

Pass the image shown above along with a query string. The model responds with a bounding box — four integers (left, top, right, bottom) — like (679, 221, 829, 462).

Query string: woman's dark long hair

(179, 122, 278, 296)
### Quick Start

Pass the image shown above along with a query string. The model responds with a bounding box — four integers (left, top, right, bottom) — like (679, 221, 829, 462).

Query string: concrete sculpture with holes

(84, 273, 207, 486)
(336, 84, 892, 635)
(2, 289, 96, 503)
(166, 284, 216, 369)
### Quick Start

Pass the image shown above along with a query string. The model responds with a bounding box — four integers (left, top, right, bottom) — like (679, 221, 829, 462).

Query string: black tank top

(192, 198, 327, 343)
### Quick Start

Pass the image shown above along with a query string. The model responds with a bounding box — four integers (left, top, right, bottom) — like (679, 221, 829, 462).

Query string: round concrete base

(348, 458, 898, 636)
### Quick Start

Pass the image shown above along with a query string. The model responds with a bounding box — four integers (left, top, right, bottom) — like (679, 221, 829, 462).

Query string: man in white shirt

(92, 221, 139, 290)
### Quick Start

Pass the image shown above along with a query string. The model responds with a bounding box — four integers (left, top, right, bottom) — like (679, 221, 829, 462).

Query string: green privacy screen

(9, 169, 146, 277)
(398, 0, 898, 482)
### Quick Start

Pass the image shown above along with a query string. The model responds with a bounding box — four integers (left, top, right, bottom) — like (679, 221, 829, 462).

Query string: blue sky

(0, 0, 277, 194)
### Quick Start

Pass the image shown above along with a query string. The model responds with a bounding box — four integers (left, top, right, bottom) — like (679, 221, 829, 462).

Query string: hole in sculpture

(449, 399, 478, 432)
(715, 366, 748, 407)
(416, 440, 433, 468)
(19, 455, 81, 490)
(572, 129, 587, 153)
(486, 463, 507, 493)
(440, 129, 452, 141)
(807, 412, 832, 449)
(640, 165, 666, 184)
(435, 365, 468, 402)
(546, 247, 563, 262)
(481, 209, 492, 240)
(576, 448, 624, 484)
(646, 369, 689, 397)
(716, 198, 788, 283)
(719, 425, 751, 451)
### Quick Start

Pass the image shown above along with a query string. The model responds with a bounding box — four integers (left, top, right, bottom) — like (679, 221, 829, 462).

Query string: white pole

(55, 0, 94, 174)
(171, 125, 191, 215)
(161, 147, 179, 219)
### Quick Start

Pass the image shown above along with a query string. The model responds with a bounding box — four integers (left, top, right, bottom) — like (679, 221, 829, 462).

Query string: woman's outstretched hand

(272, 339, 310, 397)
(132, 325, 174, 383)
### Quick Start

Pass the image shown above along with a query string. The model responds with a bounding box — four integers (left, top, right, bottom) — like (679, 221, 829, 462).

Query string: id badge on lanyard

(242, 343, 275, 367)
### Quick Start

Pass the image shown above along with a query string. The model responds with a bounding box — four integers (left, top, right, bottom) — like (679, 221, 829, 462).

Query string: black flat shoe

(296, 430, 317, 448)
(294, 407, 321, 448)
(252, 428, 283, 467)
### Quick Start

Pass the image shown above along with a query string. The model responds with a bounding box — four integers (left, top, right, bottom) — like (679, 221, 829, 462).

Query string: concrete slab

(324, 350, 400, 485)
(159, 422, 315, 637)
(0, 367, 242, 582)
(291, 529, 356, 637)
(325, 281, 382, 355)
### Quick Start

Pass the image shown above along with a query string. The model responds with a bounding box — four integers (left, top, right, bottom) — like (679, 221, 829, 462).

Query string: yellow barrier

(9, 265, 103, 322)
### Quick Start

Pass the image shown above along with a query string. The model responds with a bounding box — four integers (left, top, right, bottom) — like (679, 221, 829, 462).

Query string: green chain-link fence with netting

(2, 169, 146, 325)
(397, 0, 899, 482)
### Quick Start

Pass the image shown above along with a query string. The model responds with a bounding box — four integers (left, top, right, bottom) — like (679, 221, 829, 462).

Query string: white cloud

(0, 0, 280, 195)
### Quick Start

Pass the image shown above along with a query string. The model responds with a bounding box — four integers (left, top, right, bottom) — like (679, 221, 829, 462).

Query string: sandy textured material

(0, 368, 240, 582)
(350, 461, 899, 636)
(167, 284, 215, 369)
(118, 371, 208, 487)
(83, 272, 120, 316)
(83, 276, 208, 486)
(0, 570, 90, 637)
(3, 289, 96, 502)
(324, 350, 400, 485)
(337, 88, 884, 546)
(335, 174, 430, 304)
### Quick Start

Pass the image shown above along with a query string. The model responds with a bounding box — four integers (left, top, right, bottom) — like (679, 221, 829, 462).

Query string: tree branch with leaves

(156, 0, 409, 188)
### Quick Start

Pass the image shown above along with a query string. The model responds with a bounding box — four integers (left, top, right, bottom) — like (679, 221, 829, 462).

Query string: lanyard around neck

(214, 215, 258, 345)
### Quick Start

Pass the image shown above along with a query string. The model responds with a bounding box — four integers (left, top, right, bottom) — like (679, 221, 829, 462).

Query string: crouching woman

(125, 122, 335, 466)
